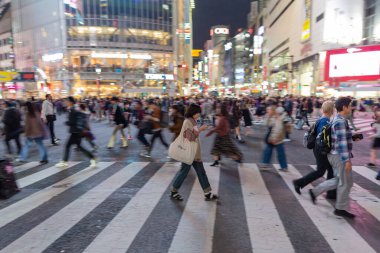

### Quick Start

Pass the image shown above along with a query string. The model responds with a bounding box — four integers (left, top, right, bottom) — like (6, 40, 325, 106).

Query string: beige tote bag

(168, 121, 198, 165)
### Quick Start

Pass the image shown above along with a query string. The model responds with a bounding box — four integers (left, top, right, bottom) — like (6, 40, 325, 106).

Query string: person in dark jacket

(107, 97, 128, 149)
(168, 104, 184, 141)
(2, 101, 23, 157)
(56, 97, 96, 168)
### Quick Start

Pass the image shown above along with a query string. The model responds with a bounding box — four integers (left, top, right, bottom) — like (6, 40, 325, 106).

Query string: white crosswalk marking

(0, 162, 113, 229)
(352, 166, 380, 186)
(18, 162, 80, 188)
(14, 162, 39, 173)
(0, 161, 378, 252)
(274, 164, 377, 253)
(83, 162, 178, 253)
(239, 163, 294, 253)
(168, 164, 220, 253)
(310, 165, 380, 222)
(1, 162, 148, 253)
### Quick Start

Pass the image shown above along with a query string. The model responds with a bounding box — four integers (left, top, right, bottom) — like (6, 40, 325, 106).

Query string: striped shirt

(330, 114, 353, 163)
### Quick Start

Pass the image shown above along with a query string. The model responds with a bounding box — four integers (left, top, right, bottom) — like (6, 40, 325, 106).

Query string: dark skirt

(211, 134, 243, 159)
(372, 137, 380, 149)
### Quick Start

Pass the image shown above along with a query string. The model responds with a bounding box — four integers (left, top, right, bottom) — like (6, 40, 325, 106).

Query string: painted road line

(352, 166, 380, 186)
(18, 161, 80, 188)
(1, 162, 149, 253)
(83, 162, 178, 253)
(168, 164, 220, 253)
(0, 162, 113, 229)
(239, 163, 294, 253)
(275, 164, 376, 253)
(14, 162, 40, 173)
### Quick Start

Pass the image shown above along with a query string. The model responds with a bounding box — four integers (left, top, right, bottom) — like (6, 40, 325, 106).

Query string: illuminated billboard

(325, 45, 380, 83)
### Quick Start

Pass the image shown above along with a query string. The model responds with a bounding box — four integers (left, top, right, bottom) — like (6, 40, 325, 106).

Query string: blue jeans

(172, 161, 211, 193)
(262, 143, 288, 169)
(20, 137, 48, 161)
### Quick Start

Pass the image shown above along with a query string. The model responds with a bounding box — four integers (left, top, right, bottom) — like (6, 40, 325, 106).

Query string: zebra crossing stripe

(275, 164, 377, 253)
(0, 162, 113, 229)
(18, 162, 80, 188)
(14, 162, 40, 173)
(0, 162, 149, 253)
(42, 162, 162, 253)
(352, 166, 380, 186)
(309, 165, 380, 222)
(83, 162, 178, 253)
(239, 163, 294, 252)
(168, 164, 220, 253)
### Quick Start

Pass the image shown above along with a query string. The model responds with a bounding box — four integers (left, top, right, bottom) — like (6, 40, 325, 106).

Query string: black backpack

(315, 123, 333, 156)
(0, 160, 19, 199)
(304, 122, 318, 149)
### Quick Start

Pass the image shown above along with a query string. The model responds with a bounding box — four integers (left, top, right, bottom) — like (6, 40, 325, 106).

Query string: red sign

(324, 44, 380, 86)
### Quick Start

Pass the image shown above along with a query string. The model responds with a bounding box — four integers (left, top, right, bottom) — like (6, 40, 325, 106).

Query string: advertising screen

(325, 45, 380, 83)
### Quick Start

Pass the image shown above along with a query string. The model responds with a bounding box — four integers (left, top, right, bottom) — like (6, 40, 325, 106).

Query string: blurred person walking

(41, 94, 59, 145)
(206, 104, 242, 166)
(170, 104, 218, 201)
(18, 102, 48, 164)
(107, 97, 128, 149)
(56, 97, 96, 168)
(2, 101, 23, 158)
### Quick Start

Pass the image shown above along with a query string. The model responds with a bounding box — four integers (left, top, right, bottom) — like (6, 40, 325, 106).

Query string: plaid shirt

(331, 114, 353, 163)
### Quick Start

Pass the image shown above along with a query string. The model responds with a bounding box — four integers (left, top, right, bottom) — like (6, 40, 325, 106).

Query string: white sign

(130, 54, 152, 60)
(42, 53, 63, 62)
(213, 28, 229, 35)
(224, 42, 233, 51)
(329, 51, 380, 78)
(144, 74, 174, 80)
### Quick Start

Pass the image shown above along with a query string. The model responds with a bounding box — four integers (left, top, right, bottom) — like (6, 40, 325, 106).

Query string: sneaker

(90, 159, 97, 168)
(39, 160, 48, 165)
(376, 174, 380, 180)
(56, 161, 68, 168)
(170, 191, 184, 201)
(283, 138, 291, 142)
(334, 209, 356, 219)
(128, 136, 133, 140)
(278, 168, 288, 172)
(259, 164, 271, 170)
(140, 152, 151, 158)
(204, 192, 218, 201)
(210, 161, 220, 167)
(367, 163, 376, 168)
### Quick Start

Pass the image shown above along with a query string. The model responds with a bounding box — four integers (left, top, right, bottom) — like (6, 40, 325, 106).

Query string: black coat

(65, 108, 86, 133)
(112, 105, 126, 126)
(2, 108, 22, 136)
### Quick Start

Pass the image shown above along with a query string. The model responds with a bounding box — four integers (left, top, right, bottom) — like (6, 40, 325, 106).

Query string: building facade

(12, 0, 175, 98)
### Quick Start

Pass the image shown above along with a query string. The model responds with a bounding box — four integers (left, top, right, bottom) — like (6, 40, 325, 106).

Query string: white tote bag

(168, 122, 198, 165)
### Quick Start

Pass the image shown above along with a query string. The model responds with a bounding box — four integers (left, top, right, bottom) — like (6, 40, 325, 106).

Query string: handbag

(46, 114, 57, 122)
(168, 122, 198, 165)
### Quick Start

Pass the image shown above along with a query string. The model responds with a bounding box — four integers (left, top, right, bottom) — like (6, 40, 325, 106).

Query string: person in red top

(206, 104, 243, 166)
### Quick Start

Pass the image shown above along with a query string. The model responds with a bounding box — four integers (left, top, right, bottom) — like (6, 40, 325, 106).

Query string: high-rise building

(12, 0, 175, 98)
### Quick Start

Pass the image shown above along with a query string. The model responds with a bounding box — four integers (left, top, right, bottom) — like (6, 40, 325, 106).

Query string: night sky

(193, 0, 253, 49)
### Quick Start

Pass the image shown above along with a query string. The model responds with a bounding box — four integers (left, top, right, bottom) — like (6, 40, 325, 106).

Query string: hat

(275, 107, 284, 114)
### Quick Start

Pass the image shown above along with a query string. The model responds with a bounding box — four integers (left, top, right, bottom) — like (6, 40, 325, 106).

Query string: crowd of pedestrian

(0, 94, 380, 217)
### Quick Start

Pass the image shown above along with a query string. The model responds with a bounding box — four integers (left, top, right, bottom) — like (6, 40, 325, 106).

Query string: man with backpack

(293, 101, 335, 198)
(309, 97, 361, 218)
(56, 97, 97, 169)
(107, 97, 128, 149)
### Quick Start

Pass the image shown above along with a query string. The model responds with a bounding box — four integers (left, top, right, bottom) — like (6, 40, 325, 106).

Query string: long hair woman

(170, 104, 218, 201)
(18, 102, 48, 164)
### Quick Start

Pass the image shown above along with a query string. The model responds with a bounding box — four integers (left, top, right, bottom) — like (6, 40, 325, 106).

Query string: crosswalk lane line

(18, 162, 80, 188)
(83, 162, 178, 253)
(0, 162, 113, 229)
(310, 165, 380, 222)
(352, 166, 380, 186)
(168, 164, 220, 253)
(274, 164, 377, 253)
(1, 162, 149, 253)
(14, 162, 40, 174)
(239, 164, 294, 253)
